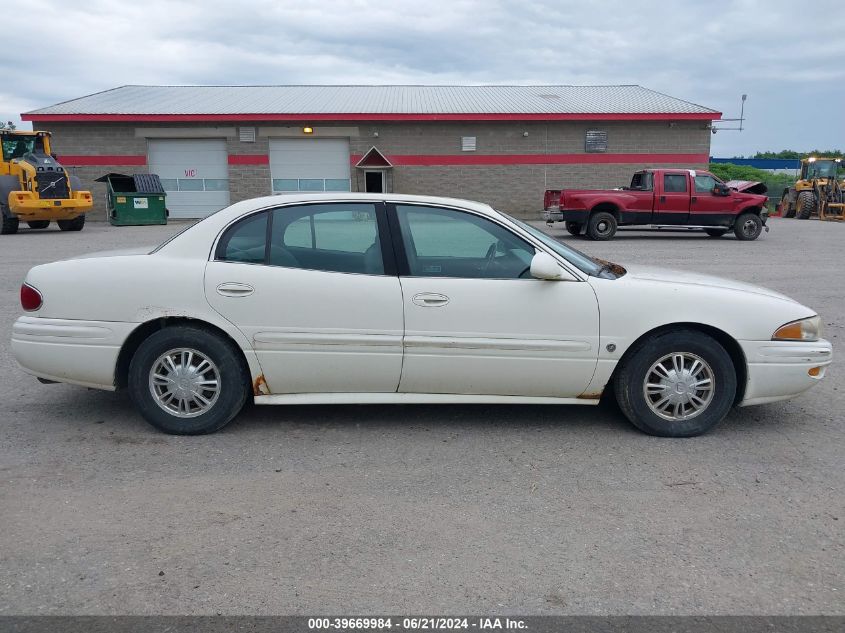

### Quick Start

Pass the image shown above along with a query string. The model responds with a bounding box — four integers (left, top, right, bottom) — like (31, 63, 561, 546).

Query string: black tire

(1, 213, 19, 235)
(565, 221, 582, 236)
(57, 215, 85, 231)
(781, 192, 796, 218)
(795, 191, 816, 220)
(128, 326, 250, 435)
(27, 220, 50, 229)
(733, 213, 763, 240)
(704, 228, 727, 238)
(796, 191, 815, 220)
(585, 211, 617, 241)
(613, 329, 737, 437)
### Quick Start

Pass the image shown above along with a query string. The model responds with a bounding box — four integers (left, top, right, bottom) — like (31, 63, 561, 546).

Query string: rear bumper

(9, 191, 93, 220)
(738, 339, 833, 406)
(11, 316, 136, 390)
(542, 208, 588, 224)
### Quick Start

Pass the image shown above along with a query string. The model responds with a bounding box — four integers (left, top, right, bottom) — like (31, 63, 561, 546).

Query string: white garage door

(148, 139, 230, 219)
(269, 138, 350, 193)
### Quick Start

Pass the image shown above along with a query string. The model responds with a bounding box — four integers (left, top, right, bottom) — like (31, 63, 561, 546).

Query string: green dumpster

(96, 173, 168, 226)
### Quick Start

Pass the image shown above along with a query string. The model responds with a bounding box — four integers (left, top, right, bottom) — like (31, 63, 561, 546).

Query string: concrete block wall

(40, 119, 711, 219)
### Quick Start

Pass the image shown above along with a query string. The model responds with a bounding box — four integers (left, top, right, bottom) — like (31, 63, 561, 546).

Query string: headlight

(772, 316, 821, 341)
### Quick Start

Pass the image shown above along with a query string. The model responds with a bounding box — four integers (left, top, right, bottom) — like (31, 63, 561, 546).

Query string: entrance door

(147, 139, 230, 218)
(365, 171, 384, 193)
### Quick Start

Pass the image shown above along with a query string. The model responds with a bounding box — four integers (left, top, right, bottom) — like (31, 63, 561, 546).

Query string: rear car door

(653, 172, 691, 224)
(205, 202, 404, 394)
(389, 203, 600, 398)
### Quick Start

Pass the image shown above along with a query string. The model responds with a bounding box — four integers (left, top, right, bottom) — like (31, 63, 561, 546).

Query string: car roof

(157, 192, 504, 256)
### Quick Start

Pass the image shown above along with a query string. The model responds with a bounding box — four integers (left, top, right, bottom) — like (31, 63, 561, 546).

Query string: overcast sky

(3, 0, 843, 157)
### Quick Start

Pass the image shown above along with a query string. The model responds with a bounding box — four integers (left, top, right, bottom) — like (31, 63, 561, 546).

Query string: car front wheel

(613, 330, 737, 437)
(733, 213, 763, 240)
(128, 326, 250, 434)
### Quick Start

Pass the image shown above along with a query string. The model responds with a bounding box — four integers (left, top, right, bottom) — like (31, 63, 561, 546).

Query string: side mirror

(530, 252, 565, 280)
(713, 183, 731, 196)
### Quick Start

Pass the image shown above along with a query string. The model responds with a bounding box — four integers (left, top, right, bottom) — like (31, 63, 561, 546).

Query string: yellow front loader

(0, 130, 93, 234)
(779, 157, 844, 221)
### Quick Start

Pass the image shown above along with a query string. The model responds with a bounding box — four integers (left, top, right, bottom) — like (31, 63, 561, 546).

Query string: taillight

(20, 283, 43, 311)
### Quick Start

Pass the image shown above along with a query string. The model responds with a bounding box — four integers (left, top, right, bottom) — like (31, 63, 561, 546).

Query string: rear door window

(663, 174, 688, 193)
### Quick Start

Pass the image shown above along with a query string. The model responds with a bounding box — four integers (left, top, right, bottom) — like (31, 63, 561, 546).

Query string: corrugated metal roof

(25, 85, 717, 116)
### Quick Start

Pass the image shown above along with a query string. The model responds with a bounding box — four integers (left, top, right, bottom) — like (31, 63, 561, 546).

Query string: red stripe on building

(228, 154, 270, 165)
(57, 155, 147, 166)
(23, 112, 721, 123)
(349, 153, 710, 166)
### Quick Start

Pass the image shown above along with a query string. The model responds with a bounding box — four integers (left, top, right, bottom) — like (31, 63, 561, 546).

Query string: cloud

(2, 0, 842, 155)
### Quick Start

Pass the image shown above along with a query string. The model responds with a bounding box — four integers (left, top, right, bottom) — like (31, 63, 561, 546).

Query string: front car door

(653, 171, 691, 224)
(389, 203, 600, 398)
(689, 172, 732, 225)
(205, 202, 404, 394)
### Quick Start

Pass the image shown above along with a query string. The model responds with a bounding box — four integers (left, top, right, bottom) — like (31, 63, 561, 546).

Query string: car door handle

(691, 196, 698, 203)
(412, 292, 449, 307)
(216, 282, 255, 297)
(659, 195, 666, 203)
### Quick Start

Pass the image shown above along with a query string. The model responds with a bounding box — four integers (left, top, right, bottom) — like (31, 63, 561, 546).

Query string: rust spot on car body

(577, 391, 603, 400)
(253, 374, 270, 396)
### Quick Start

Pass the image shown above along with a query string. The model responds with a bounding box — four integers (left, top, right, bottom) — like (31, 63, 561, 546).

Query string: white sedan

(12, 193, 832, 437)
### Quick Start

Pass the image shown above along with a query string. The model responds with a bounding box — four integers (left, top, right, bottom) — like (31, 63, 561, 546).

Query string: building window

(585, 130, 608, 153)
(272, 178, 351, 193)
(461, 136, 477, 152)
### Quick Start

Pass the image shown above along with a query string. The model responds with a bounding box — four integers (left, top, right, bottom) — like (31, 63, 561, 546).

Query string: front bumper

(11, 316, 136, 390)
(738, 338, 833, 406)
(9, 191, 94, 220)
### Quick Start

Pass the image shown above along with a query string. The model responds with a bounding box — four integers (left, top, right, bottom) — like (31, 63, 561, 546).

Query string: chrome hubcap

(743, 219, 756, 235)
(149, 348, 221, 418)
(643, 352, 715, 421)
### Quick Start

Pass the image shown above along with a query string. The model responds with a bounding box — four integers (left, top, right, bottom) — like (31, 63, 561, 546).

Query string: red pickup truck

(543, 168, 769, 241)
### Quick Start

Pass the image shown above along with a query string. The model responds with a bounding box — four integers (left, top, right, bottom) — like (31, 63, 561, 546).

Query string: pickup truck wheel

(565, 221, 582, 236)
(796, 191, 815, 220)
(733, 213, 763, 240)
(705, 228, 727, 238)
(57, 215, 86, 232)
(27, 220, 50, 229)
(781, 192, 796, 218)
(128, 326, 250, 435)
(586, 211, 617, 241)
(1, 213, 19, 235)
(613, 329, 736, 437)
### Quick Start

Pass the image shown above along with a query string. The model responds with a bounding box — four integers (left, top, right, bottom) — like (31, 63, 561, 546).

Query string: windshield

(804, 160, 839, 179)
(1, 134, 36, 161)
(508, 216, 609, 276)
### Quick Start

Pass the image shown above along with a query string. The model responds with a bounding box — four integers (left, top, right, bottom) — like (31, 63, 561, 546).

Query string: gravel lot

(1, 217, 842, 615)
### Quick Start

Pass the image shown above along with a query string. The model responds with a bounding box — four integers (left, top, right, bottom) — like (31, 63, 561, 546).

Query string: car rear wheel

(27, 220, 50, 229)
(586, 211, 617, 241)
(565, 221, 582, 236)
(57, 215, 85, 231)
(128, 326, 250, 434)
(733, 213, 763, 240)
(704, 228, 727, 238)
(613, 329, 736, 437)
